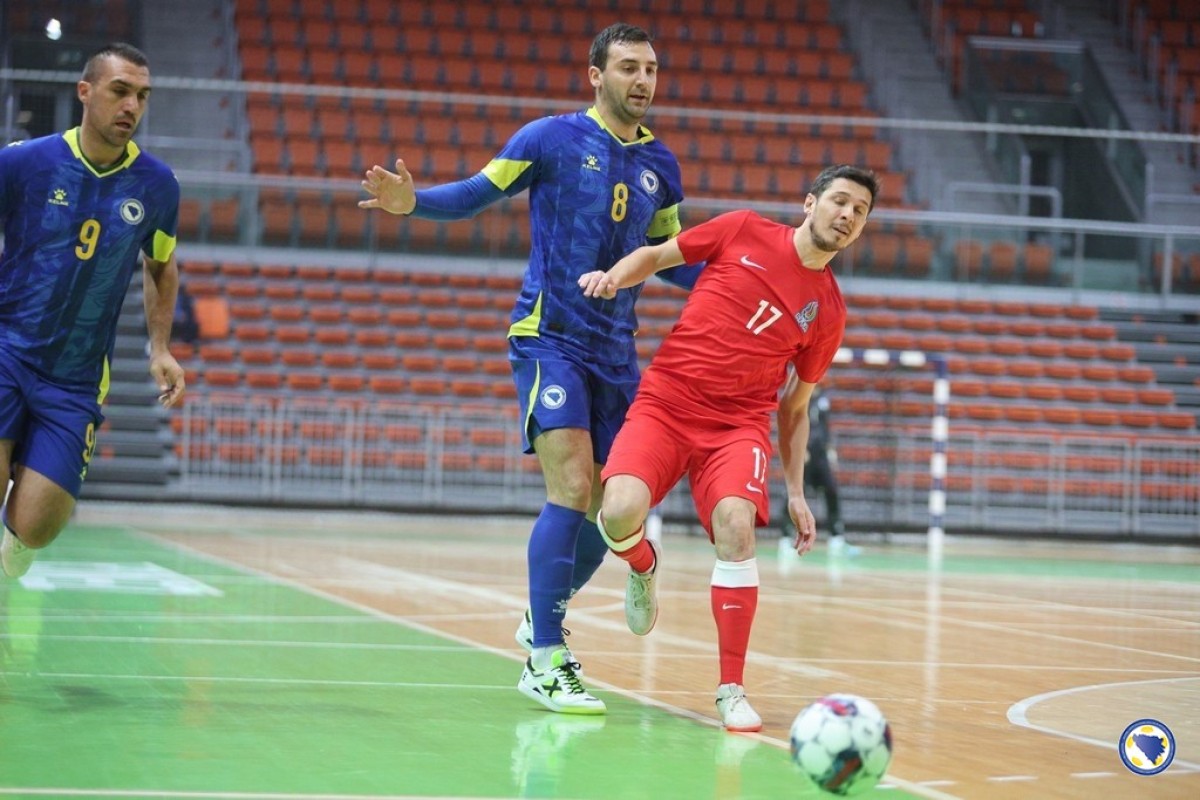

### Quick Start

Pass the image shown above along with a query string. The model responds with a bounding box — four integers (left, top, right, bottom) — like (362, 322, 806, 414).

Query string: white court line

(127, 527, 961, 800)
(831, 573, 1200, 666)
(3, 631, 1193, 678)
(343, 556, 840, 680)
(1007, 675, 1200, 773)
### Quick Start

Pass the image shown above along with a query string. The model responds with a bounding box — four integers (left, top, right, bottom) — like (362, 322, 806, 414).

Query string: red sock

(615, 532, 655, 574)
(711, 585, 758, 685)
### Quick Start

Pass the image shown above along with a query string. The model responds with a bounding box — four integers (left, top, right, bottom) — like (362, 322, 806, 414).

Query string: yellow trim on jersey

(482, 158, 534, 191)
(508, 291, 544, 338)
(62, 128, 141, 177)
(151, 230, 177, 263)
(648, 203, 682, 240)
(586, 106, 655, 145)
(97, 358, 111, 405)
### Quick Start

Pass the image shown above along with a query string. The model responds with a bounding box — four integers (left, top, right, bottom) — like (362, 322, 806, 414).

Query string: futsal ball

(789, 693, 893, 796)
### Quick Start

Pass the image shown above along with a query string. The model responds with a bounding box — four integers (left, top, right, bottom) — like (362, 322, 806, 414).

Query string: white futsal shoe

(716, 683, 763, 732)
(625, 539, 660, 635)
(518, 648, 606, 715)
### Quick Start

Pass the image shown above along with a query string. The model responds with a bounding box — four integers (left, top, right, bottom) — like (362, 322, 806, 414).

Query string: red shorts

(601, 397, 772, 538)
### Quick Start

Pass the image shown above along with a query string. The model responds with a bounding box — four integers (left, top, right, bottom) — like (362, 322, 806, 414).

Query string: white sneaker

(515, 609, 578, 665)
(716, 683, 763, 732)
(518, 648, 606, 715)
(625, 539, 659, 636)
(515, 608, 534, 651)
(1, 529, 35, 578)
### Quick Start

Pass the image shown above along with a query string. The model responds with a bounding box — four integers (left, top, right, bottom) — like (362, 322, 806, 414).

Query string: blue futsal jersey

(485, 108, 683, 366)
(0, 129, 179, 391)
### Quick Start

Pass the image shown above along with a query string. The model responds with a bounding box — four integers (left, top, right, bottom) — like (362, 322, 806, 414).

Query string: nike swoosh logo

(739, 255, 767, 270)
(745, 482, 763, 495)
(722, 603, 743, 610)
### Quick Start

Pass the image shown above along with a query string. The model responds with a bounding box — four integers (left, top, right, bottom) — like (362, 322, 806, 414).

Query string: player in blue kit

(360, 23, 700, 713)
(0, 43, 185, 578)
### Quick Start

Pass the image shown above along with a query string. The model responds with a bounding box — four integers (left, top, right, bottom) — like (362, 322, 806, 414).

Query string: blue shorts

(0, 349, 104, 498)
(509, 337, 639, 463)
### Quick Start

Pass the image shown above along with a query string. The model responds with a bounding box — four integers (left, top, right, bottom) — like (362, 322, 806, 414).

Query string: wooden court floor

(1, 501, 1198, 799)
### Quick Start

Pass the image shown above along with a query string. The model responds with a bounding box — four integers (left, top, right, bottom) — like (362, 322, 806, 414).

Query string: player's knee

(5, 492, 74, 548)
(599, 490, 648, 541)
(546, 468, 593, 510)
(711, 508, 757, 561)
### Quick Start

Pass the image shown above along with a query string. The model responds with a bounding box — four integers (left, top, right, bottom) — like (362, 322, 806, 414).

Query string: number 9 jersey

(0, 128, 179, 388)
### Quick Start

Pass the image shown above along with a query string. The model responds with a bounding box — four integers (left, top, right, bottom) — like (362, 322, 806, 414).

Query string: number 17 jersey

(642, 210, 847, 426)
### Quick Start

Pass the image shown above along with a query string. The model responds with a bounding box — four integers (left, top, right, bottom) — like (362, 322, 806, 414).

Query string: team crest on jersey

(796, 301, 819, 332)
(119, 199, 145, 225)
(582, 154, 602, 172)
(48, 188, 69, 207)
(639, 169, 660, 194)
(540, 384, 567, 410)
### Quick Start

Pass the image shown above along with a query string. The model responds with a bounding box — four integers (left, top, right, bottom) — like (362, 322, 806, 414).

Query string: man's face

(590, 40, 658, 127)
(78, 55, 152, 151)
(805, 178, 873, 253)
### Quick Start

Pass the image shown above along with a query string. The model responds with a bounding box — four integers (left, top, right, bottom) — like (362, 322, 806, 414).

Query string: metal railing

(176, 398, 1200, 541)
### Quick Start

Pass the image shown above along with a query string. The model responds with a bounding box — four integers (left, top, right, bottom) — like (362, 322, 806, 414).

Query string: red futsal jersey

(638, 210, 847, 426)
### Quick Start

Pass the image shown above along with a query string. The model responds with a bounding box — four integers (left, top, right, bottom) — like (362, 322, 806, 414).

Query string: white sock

(531, 645, 558, 671)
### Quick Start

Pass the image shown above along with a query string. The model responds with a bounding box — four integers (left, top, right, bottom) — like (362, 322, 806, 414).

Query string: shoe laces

(720, 684, 745, 702)
(718, 684, 750, 711)
(549, 654, 587, 695)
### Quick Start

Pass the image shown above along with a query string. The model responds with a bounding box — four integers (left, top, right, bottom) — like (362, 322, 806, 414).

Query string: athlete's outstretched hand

(359, 159, 417, 215)
(578, 270, 618, 299)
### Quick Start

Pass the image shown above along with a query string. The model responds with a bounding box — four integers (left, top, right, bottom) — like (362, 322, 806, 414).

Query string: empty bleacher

(230, 0, 916, 249)
(1121, 0, 1200, 147)
(179, 259, 1196, 437)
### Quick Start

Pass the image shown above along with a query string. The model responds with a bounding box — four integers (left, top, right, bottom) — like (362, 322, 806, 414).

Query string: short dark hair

(810, 164, 881, 211)
(589, 23, 653, 70)
(81, 42, 149, 83)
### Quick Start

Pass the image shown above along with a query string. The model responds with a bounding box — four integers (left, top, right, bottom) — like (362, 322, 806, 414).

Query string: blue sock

(570, 518, 607, 595)
(528, 502, 585, 649)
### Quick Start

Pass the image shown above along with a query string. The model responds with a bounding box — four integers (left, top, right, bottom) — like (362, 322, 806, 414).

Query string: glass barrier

(962, 37, 1149, 216)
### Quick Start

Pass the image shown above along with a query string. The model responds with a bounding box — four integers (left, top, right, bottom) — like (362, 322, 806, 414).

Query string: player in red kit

(577, 165, 879, 731)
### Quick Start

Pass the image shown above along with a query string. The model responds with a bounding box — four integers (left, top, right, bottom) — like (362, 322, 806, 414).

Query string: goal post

(831, 346, 950, 565)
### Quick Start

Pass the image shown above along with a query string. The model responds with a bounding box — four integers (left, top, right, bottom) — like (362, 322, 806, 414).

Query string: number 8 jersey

(0, 128, 179, 387)
(491, 108, 684, 367)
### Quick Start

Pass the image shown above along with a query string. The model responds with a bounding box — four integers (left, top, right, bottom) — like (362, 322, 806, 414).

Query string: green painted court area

(0, 523, 908, 800)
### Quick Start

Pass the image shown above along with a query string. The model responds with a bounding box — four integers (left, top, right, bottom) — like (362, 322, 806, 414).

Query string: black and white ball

(789, 693, 893, 796)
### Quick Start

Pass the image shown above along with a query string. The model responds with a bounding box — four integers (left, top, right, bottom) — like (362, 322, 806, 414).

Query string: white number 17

(746, 300, 782, 334)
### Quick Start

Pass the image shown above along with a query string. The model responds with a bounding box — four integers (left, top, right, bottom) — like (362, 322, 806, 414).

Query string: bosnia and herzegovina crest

(796, 301, 819, 332)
